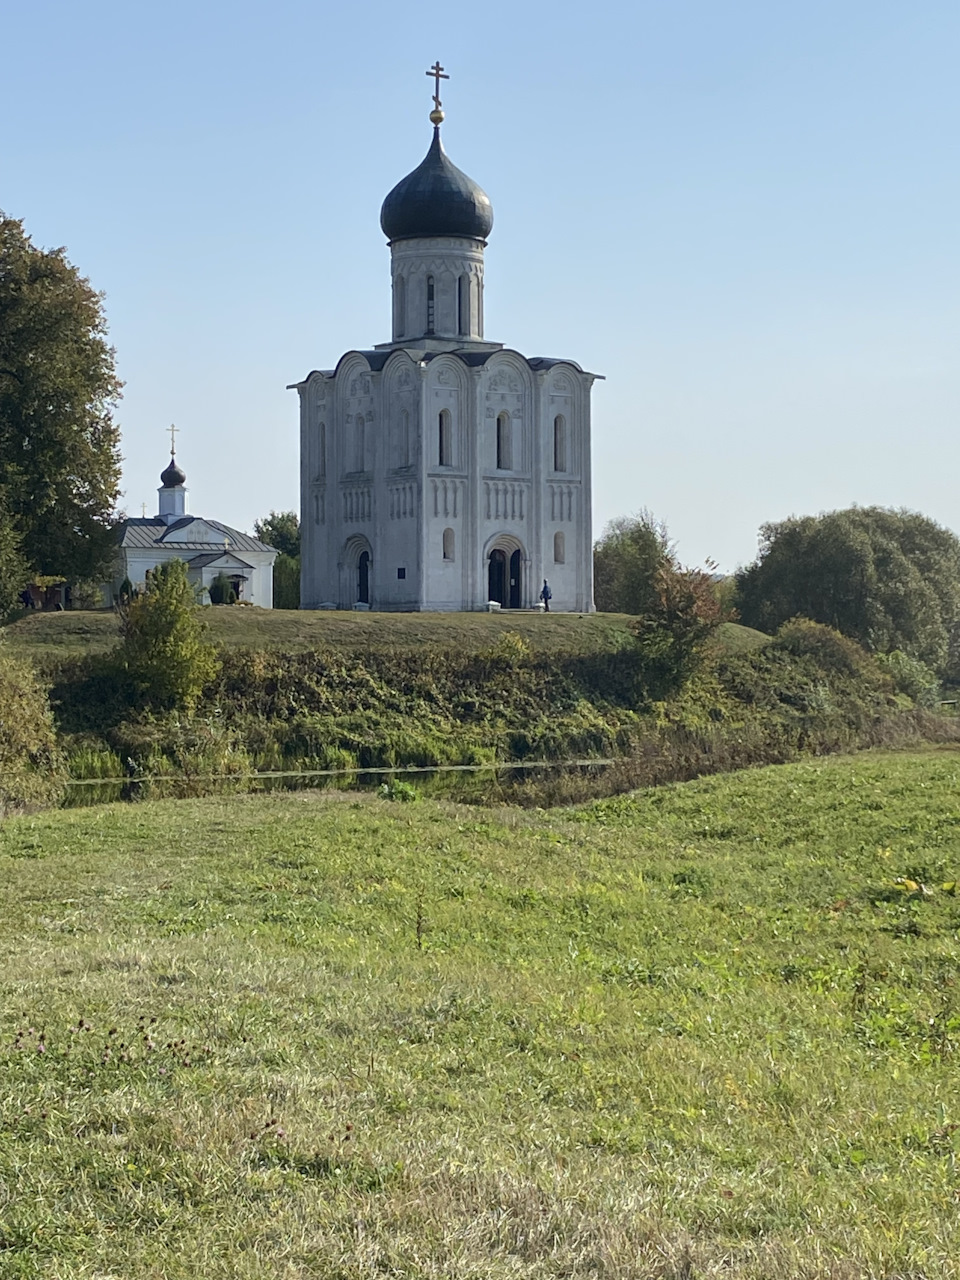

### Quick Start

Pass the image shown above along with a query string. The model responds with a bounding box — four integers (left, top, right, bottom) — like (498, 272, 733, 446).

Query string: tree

(254, 510, 300, 559)
(0, 492, 27, 619)
(594, 511, 725, 699)
(736, 507, 960, 673)
(271, 554, 300, 610)
(254, 510, 300, 609)
(117, 559, 220, 711)
(0, 214, 122, 581)
(593, 511, 672, 615)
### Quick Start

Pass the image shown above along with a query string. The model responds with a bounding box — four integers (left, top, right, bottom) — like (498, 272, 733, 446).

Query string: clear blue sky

(3, 0, 958, 571)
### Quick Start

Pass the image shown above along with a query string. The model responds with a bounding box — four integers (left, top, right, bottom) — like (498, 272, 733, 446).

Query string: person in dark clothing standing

(539, 579, 552, 611)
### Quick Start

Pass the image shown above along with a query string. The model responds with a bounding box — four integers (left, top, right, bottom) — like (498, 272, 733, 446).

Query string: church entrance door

(488, 550, 506, 606)
(357, 551, 370, 604)
(509, 549, 522, 609)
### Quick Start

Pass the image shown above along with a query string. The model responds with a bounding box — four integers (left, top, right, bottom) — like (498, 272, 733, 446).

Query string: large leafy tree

(0, 214, 122, 580)
(254, 510, 300, 609)
(593, 511, 672, 615)
(253, 510, 300, 559)
(736, 507, 960, 673)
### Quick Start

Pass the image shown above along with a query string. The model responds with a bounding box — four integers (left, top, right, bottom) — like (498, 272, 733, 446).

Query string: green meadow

(3, 750, 960, 1276)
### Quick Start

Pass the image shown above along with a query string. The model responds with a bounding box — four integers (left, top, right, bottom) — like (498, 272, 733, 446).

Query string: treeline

(594, 505, 960, 689)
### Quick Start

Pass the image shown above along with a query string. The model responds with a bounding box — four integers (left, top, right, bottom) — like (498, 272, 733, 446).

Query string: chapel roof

(116, 517, 275, 555)
(380, 126, 493, 243)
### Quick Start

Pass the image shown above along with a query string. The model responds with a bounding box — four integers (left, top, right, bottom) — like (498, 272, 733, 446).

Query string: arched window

(438, 409, 452, 467)
(318, 422, 326, 477)
(426, 275, 435, 335)
(443, 527, 455, 561)
(554, 531, 565, 564)
(394, 274, 405, 338)
(496, 412, 512, 471)
(399, 408, 410, 467)
(553, 414, 567, 472)
(354, 414, 365, 472)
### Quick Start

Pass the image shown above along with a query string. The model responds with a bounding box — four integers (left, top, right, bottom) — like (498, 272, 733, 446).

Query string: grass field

(2, 750, 960, 1277)
(2, 608, 767, 661)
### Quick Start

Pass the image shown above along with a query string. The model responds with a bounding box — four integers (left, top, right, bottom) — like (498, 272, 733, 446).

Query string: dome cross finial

(426, 61, 449, 124)
(168, 422, 179, 456)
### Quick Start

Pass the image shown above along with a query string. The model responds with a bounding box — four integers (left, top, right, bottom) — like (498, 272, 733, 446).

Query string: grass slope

(3, 608, 638, 659)
(2, 751, 960, 1277)
(3, 608, 768, 661)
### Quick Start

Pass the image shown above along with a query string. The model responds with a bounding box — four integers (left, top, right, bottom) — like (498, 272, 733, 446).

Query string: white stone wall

(297, 346, 595, 613)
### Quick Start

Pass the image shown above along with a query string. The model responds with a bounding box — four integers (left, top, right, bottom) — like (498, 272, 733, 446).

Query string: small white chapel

(292, 66, 599, 612)
(108, 436, 278, 606)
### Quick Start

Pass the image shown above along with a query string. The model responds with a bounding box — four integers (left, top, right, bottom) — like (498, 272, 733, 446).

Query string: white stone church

(293, 79, 599, 612)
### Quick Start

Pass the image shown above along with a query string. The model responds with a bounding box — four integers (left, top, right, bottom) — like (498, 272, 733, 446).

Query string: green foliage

(68, 578, 105, 610)
(736, 507, 960, 674)
(2, 755, 960, 1272)
(272, 553, 300, 609)
(876, 649, 942, 707)
(0, 491, 27, 620)
(253, 509, 300, 559)
(207, 571, 236, 606)
(594, 511, 725, 698)
(593, 510, 671, 615)
(0, 214, 122, 580)
(116, 559, 220, 712)
(0, 647, 64, 810)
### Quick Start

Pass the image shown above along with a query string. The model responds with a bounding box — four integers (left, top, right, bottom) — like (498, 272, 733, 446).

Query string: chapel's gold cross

(426, 61, 449, 110)
(168, 422, 179, 455)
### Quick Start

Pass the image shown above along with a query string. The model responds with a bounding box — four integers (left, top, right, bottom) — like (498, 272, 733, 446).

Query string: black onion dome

(160, 457, 186, 488)
(380, 127, 493, 242)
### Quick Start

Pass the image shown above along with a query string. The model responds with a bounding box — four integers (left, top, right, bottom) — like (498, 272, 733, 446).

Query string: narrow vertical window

(438, 409, 452, 467)
(443, 527, 455, 561)
(426, 275, 435, 335)
(318, 422, 326, 477)
(554, 531, 565, 564)
(553, 414, 566, 472)
(395, 274, 405, 338)
(496, 412, 512, 471)
(354, 414, 365, 472)
(458, 274, 468, 335)
(399, 409, 410, 467)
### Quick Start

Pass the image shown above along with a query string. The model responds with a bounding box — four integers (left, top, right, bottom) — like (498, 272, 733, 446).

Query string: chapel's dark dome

(380, 127, 493, 242)
(160, 457, 186, 488)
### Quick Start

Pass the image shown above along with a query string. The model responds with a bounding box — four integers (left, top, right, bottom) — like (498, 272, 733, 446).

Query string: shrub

(208, 572, 236, 606)
(0, 648, 65, 811)
(116, 559, 220, 712)
(272, 554, 300, 610)
(876, 650, 942, 707)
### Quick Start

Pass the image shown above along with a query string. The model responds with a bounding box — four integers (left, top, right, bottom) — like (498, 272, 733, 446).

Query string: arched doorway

(487, 546, 523, 608)
(357, 551, 370, 604)
(488, 549, 506, 606)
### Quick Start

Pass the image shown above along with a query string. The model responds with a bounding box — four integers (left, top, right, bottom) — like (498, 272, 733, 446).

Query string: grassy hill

(2, 607, 769, 661)
(2, 750, 960, 1277)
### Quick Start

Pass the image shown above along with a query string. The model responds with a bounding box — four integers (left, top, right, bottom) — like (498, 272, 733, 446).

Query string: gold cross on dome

(168, 422, 179, 455)
(426, 61, 449, 110)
